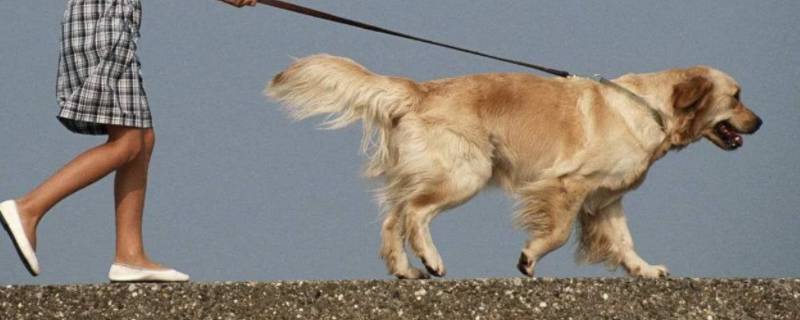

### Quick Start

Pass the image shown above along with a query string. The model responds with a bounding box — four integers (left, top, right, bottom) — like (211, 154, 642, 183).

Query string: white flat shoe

(108, 263, 190, 282)
(0, 200, 40, 276)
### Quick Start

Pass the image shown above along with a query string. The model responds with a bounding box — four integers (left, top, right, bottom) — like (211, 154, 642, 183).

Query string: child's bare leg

(113, 128, 162, 269)
(15, 126, 146, 251)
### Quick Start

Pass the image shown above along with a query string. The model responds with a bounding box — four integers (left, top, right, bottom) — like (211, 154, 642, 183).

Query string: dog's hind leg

(380, 203, 429, 279)
(577, 199, 669, 278)
(515, 178, 588, 277)
(399, 127, 492, 278)
(379, 117, 492, 279)
(403, 169, 489, 278)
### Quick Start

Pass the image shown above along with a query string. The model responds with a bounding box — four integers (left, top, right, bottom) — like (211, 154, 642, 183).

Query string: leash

(255, 0, 572, 78)
(255, 0, 667, 130)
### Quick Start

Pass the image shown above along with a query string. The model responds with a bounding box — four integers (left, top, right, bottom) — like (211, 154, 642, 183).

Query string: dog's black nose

(752, 116, 763, 133)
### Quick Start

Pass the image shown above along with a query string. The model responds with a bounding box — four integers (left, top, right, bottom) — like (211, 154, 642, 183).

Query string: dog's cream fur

(267, 54, 761, 279)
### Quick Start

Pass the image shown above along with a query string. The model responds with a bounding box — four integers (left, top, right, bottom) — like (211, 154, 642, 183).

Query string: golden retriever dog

(267, 54, 762, 279)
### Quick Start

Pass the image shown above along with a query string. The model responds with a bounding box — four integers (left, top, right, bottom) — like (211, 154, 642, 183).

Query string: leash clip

(591, 73, 607, 82)
(569, 73, 608, 84)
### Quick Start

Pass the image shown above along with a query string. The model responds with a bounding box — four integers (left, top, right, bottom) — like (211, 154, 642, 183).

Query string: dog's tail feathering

(267, 54, 420, 177)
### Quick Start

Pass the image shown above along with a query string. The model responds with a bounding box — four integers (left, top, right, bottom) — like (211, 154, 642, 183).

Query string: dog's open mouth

(715, 121, 743, 149)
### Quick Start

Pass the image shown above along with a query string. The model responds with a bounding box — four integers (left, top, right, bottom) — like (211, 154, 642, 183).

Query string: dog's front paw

(629, 264, 670, 279)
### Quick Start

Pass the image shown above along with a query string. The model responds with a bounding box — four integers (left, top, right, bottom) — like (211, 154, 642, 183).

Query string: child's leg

(15, 126, 146, 251)
(113, 128, 162, 269)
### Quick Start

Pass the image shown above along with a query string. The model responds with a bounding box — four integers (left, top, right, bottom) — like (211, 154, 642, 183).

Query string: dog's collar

(573, 74, 667, 132)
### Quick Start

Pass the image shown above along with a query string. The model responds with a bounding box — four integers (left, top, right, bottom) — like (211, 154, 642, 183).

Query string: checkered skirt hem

(56, 0, 151, 135)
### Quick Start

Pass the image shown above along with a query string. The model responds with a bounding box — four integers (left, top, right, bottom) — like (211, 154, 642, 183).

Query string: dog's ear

(672, 76, 714, 110)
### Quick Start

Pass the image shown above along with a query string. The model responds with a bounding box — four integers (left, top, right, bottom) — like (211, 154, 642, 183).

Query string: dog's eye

(733, 90, 741, 100)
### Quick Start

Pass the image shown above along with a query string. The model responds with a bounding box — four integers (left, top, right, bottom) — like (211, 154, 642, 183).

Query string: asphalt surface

(1, 278, 798, 319)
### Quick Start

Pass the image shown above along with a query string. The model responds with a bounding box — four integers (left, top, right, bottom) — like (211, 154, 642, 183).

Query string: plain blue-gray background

(1, 1, 798, 285)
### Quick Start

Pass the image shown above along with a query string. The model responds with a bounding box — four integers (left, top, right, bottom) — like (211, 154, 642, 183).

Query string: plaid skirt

(56, 0, 151, 135)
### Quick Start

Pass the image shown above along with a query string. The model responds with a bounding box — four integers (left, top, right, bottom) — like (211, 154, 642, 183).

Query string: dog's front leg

(577, 199, 669, 278)
(515, 179, 587, 277)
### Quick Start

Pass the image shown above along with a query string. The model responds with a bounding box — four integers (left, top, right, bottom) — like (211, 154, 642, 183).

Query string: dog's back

(416, 73, 603, 183)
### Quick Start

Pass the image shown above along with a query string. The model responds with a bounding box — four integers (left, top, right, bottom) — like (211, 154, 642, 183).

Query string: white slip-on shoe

(0, 200, 40, 276)
(108, 263, 190, 283)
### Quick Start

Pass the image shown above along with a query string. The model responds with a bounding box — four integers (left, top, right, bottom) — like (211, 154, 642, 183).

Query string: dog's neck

(597, 77, 666, 129)
(610, 73, 687, 161)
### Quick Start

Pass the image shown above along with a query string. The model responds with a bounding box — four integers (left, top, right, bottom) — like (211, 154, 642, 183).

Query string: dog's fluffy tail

(267, 54, 421, 177)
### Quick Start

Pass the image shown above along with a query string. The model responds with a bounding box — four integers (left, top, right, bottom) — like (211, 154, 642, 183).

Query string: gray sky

(1, 1, 798, 285)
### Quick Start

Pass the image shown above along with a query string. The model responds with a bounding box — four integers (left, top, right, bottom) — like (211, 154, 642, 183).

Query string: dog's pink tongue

(720, 123, 743, 147)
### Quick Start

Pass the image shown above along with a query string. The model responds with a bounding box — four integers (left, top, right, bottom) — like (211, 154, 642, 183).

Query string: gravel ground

(1, 278, 798, 319)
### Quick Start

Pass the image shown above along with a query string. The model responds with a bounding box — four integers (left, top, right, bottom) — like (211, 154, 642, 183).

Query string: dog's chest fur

(570, 83, 669, 213)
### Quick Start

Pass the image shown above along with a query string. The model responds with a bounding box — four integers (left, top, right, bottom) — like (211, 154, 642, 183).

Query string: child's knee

(108, 131, 144, 162)
(116, 136, 144, 162)
(107, 127, 156, 162)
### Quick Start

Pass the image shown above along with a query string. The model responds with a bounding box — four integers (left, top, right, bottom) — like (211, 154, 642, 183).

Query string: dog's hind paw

(394, 267, 431, 280)
(516, 252, 536, 277)
(629, 264, 670, 279)
(421, 257, 447, 278)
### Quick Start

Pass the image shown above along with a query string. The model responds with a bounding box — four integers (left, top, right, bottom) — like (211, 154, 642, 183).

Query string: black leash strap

(256, 0, 573, 78)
